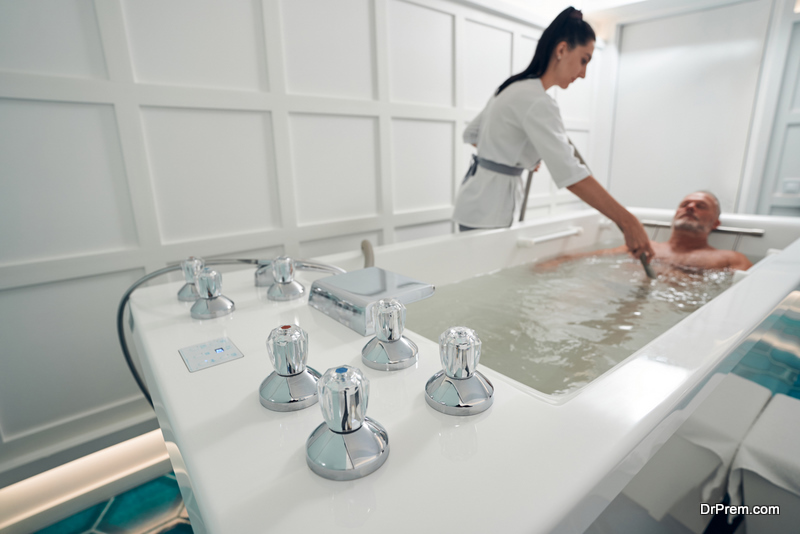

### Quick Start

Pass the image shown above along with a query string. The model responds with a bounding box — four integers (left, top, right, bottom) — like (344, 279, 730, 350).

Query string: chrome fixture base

(267, 280, 305, 301)
(259, 368, 321, 412)
(190, 296, 235, 320)
(177, 282, 200, 302)
(254, 265, 274, 287)
(306, 418, 389, 481)
(425, 370, 494, 416)
(361, 337, 418, 371)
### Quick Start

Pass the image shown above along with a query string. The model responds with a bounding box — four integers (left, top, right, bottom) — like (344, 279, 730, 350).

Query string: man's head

(672, 191, 721, 235)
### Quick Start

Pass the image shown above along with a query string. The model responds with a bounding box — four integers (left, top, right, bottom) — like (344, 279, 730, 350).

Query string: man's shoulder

(717, 248, 753, 270)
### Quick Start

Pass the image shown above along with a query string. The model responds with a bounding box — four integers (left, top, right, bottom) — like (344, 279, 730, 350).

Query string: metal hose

(116, 259, 263, 409)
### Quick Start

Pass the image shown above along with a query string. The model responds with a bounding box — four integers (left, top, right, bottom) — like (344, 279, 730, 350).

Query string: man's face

(673, 192, 720, 234)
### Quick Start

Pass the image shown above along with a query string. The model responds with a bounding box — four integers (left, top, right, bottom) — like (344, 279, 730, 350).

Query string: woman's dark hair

(496, 7, 595, 95)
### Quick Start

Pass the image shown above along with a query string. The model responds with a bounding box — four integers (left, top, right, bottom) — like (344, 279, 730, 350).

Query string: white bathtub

(129, 208, 800, 534)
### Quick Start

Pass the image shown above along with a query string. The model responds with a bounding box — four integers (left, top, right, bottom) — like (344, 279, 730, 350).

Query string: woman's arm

(567, 176, 655, 261)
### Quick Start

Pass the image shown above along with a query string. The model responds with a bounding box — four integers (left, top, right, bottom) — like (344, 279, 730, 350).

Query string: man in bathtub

(540, 191, 753, 271)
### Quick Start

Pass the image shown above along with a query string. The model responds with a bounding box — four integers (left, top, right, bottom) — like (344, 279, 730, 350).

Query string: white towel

(728, 393, 800, 509)
(623, 373, 770, 522)
(676, 373, 771, 502)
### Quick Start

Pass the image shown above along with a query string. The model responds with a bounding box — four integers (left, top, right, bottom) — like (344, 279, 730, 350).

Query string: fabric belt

(464, 154, 525, 183)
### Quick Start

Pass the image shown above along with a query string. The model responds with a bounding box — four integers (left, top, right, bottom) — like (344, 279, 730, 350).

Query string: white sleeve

(522, 99, 590, 188)
(463, 105, 487, 145)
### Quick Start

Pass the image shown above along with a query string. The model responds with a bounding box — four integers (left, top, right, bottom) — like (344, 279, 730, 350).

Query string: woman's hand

(566, 176, 655, 262)
(618, 216, 654, 262)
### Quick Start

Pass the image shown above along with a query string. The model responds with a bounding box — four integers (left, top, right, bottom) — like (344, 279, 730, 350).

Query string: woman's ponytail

(495, 6, 594, 95)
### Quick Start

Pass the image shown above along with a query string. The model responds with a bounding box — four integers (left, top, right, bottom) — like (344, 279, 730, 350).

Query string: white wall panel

(396, 220, 452, 242)
(513, 35, 538, 73)
(0, 0, 107, 79)
(0, 99, 137, 265)
(555, 69, 594, 123)
(757, 21, 800, 216)
(777, 126, 800, 190)
(211, 245, 285, 267)
(794, 58, 800, 110)
(609, 1, 771, 212)
(122, 0, 267, 90)
(0, 269, 144, 441)
(300, 230, 382, 259)
(141, 107, 281, 244)
(387, 0, 453, 106)
(289, 114, 379, 225)
(391, 119, 454, 212)
(281, 0, 375, 99)
(464, 20, 513, 109)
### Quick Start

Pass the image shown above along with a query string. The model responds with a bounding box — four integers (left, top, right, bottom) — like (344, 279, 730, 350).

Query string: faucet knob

(272, 256, 295, 284)
(439, 326, 481, 379)
(425, 326, 493, 415)
(264, 256, 305, 300)
(259, 324, 320, 411)
(361, 299, 418, 371)
(306, 365, 389, 480)
(267, 325, 308, 377)
(318, 365, 369, 433)
(177, 257, 205, 301)
(190, 269, 235, 319)
(374, 299, 405, 342)
(181, 257, 204, 283)
(196, 268, 222, 299)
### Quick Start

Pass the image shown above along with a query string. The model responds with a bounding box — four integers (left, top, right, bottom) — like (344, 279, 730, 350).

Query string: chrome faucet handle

(177, 256, 204, 301)
(182, 257, 204, 283)
(361, 299, 418, 371)
(196, 268, 221, 298)
(440, 326, 481, 379)
(190, 268, 235, 319)
(425, 326, 494, 416)
(272, 256, 295, 284)
(267, 324, 308, 376)
(255, 256, 306, 300)
(375, 298, 404, 342)
(259, 324, 320, 411)
(306, 365, 389, 480)
(255, 255, 347, 299)
(254, 259, 274, 287)
(319, 365, 369, 433)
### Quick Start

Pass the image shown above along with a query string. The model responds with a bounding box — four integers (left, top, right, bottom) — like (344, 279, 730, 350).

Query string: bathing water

(404, 254, 734, 397)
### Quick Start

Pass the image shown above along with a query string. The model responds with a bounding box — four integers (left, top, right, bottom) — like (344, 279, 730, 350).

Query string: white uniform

(453, 78, 590, 228)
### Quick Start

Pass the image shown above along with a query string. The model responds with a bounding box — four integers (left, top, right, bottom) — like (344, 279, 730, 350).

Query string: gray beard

(673, 219, 707, 233)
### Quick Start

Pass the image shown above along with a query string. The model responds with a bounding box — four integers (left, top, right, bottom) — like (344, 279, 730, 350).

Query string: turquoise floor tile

(97, 476, 183, 534)
(156, 520, 194, 534)
(34, 501, 108, 534)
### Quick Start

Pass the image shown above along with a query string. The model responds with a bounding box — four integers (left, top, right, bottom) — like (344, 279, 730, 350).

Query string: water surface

(405, 253, 734, 397)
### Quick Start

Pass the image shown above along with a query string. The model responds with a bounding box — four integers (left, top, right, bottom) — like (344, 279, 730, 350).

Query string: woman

(453, 6, 654, 261)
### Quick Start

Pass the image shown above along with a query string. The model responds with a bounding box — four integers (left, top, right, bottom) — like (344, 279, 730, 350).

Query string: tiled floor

(730, 292, 800, 398)
(34, 473, 192, 534)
